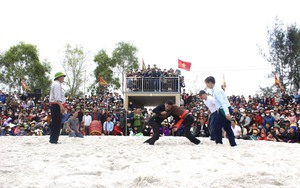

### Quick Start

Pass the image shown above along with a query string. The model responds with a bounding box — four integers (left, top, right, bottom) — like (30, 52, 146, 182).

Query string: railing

(126, 77, 180, 93)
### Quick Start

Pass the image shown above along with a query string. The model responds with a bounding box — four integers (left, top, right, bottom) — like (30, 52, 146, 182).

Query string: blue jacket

(264, 115, 275, 128)
(0, 94, 5, 103)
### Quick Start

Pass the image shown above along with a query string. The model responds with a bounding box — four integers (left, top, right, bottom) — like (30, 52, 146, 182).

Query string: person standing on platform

(204, 76, 237, 147)
(49, 72, 66, 144)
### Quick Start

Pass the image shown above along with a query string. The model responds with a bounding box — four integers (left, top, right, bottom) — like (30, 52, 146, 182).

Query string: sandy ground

(0, 136, 299, 188)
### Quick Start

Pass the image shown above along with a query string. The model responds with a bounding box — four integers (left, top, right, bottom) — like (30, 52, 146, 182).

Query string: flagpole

(84, 70, 86, 111)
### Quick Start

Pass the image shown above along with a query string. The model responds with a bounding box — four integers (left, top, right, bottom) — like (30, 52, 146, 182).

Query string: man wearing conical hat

(49, 72, 66, 144)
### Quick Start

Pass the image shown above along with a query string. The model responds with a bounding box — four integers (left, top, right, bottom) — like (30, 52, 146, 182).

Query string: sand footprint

(130, 176, 161, 187)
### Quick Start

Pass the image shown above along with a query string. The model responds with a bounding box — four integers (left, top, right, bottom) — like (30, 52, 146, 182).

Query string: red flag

(178, 59, 191, 71)
(99, 75, 108, 86)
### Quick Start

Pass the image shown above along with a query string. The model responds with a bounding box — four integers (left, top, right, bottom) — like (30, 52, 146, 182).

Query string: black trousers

(50, 104, 62, 143)
(145, 114, 200, 145)
(214, 108, 237, 146)
(182, 114, 201, 144)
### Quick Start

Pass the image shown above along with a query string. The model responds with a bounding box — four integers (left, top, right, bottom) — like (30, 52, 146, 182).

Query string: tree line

(0, 41, 139, 97)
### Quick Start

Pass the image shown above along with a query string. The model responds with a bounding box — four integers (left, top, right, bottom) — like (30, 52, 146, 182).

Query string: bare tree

(61, 44, 88, 98)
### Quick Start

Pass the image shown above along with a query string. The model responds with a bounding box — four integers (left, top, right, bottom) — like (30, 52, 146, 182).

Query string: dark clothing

(77, 111, 83, 123)
(182, 114, 201, 144)
(144, 120, 161, 144)
(284, 132, 299, 143)
(100, 113, 107, 126)
(174, 124, 185, 136)
(144, 104, 168, 144)
(49, 104, 61, 144)
(232, 112, 242, 123)
(214, 107, 236, 146)
(142, 126, 152, 136)
(127, 112, 134, 127)
(152, 104, 169, 123)
(43, 127, 51, 135)
(195, 122, 210, 137)
(208, 111, 217, 140)
(144, 104, 200, 145)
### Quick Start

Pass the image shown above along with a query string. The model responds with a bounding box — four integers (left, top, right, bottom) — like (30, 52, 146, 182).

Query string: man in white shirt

(82, 110, 92, 135)
(199, 90, 217, 141)
(103, 117, 114, 135)
(49, 72, 66, 144)
(231, 120, 242, 138)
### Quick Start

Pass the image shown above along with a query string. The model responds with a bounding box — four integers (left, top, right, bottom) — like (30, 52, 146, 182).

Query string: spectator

(103, 117, 114, 135)
(284, 125, 299, 143)
(113, 122, 123, 136)
(133, 108, 144, 133)
(194, 117, 210, 137)
(91, 107, 101, 121)
(250, 130, 260, 140)
(239, 109, 251, 132)
(77, 108, 84, 123)
(272, 108, 280, 121)
(232, 107, 242, 123)
(257, 131, 267, 141)
(267, 132, 277, 142)
(264, 110, 275, 128)
(82, 110, 92, 135)
(118, 112, 126, 134)
(288, 111, 297, 124)
(42, 124, 51, 135)
(79, 126, 86, 136)
(0, 90, 5, 104)
(160, 120, 170, 136)
(126, 122, 134, 136)
(230, 120, 242, 139)
(13, 124, 21, 135)
(65, 111, 84, 138)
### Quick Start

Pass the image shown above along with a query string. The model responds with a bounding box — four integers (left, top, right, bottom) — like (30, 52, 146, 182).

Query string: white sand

(0, 136, 299, 188)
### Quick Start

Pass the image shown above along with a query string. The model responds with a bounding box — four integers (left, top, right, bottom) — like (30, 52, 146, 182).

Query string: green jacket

(133, 113, 144, 127)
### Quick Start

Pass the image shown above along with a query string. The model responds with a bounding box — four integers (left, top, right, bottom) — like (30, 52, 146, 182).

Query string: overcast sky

(1, 0, 300, 96)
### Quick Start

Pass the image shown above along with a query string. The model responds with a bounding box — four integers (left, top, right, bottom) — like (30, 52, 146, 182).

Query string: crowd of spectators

(180, 91, 300, 143)
(126, 64, 185, 92)
(1, 66, 300, 144)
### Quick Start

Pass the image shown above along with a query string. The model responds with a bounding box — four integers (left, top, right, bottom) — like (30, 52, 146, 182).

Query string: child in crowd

(250, 130, 260, 140)
(113, 122, 123, 136)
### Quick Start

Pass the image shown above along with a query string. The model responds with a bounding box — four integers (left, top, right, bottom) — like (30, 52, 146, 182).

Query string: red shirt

(254, 115, 263, 125)
(113, 126, 123, 136)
